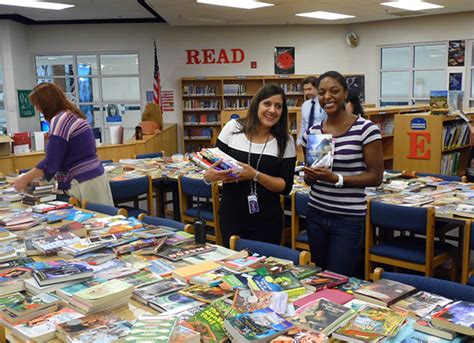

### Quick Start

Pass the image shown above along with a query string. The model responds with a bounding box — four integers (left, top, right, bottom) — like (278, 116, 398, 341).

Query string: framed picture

(448, 72, 462, 91)
(448, 40, 465, 66)
(346, 75, 366, 103)
(274, 47, 295, 74)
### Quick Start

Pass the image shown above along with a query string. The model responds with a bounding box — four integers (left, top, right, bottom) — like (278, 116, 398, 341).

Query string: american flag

(153, 40, 161, 105)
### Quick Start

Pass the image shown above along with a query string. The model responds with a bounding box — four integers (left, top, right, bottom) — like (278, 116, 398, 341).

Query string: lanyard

(248, 135, 269, 196)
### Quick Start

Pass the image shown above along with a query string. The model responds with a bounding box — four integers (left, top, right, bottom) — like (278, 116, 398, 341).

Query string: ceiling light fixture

(380, 1, 443, 11)
(196, 0, 274, 10)
(0, 0, 74, 10)
(295, 11, 355, 20)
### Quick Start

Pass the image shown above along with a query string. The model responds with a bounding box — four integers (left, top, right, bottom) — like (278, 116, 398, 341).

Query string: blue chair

(291, 191, 310, 250)
(374, 267, 474, 302)
(138, 214, 191, 233)
(462, 220, 474, 285)
(365, 199, 457, 280)
(229, 235, 311, 266)
(134, 152, 164, 159)
(178, 175, 221, 245)
(84, 201, 128, 217)
(109, 175, 153, 218)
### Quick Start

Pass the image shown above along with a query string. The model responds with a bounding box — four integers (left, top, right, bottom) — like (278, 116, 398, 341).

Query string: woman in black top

(203, 83, 296, 247)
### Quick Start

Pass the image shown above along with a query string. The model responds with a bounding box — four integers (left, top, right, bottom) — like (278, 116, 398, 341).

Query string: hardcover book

(224, 307, 294, 343)
(354, 278, 416, 306)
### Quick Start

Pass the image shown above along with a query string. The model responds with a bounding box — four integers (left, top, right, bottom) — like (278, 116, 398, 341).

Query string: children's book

(306, 134, 335, 169)
(391, 290, 452, 318)
(184, 302, 231, 343)
(224, 307, 294, 343)
(57, 311, 132, 343)
(270, 326, 328, 343)
(248, 271, 306, 298)
(335, 276, 370, 294)
(354, 278, 416, 307)
(430, 90, 449, 109)
(232, 288, 288, 315)
(431, 301, 474, 336)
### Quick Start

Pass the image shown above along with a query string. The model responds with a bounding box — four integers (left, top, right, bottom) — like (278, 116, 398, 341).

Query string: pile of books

(188, 147, 243, 176)
(22, 179, 56, 205)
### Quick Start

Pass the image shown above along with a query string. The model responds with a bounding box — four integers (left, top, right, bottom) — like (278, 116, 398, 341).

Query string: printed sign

(161, 90, 175, 112)
(18, 90, 35, 117)
(410, 117, 427, 130)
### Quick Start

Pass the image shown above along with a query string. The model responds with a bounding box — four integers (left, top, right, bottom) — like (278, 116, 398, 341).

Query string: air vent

(387, 10, 426, 17)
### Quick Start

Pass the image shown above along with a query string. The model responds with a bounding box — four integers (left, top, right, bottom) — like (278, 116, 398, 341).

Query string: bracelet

(253, 171, 260, 182)
(203, 175, 212, 185)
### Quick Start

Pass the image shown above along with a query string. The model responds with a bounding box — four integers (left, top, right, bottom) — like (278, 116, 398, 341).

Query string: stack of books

(22, 179, 56, 205)
(188, 147, 243, 176)
(68, 279, 134, 314)
(29, 261, 94, 287)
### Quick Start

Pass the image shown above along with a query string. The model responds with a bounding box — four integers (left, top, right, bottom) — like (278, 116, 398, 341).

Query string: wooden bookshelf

(393, 113, 472, 175)
(363, 105, 430, 169)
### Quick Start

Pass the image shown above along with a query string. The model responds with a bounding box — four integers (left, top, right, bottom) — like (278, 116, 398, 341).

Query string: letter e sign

(407, 132, 431, 160)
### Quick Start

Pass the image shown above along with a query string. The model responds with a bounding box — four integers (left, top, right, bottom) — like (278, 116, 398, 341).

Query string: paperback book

(248, 270, 306, 297)
(158, 243, 216, 261)
(270, 326, 328, 343)
(354, 278, 416, 306)
(178, 284, 234, 304)
(301, 270, 349, 292)
(391, 290, 452, 318)
(125, 314, 179, 343)
(306, 134, 335, 169)
(149, 291, 203, 313)
(431, 301, 474, 336)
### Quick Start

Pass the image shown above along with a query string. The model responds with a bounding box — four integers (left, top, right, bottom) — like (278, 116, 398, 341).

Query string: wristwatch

(335, 174, 344, 188)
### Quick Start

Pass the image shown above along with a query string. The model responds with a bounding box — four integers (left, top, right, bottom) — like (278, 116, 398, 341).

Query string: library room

(0, 0, 473, 341)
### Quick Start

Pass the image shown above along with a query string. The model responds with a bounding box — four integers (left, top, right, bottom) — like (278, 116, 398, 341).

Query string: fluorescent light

(0, 0, 74, 10)
(380, 1, 443, 11)
(196, 0, 274, 10)
(295, 11, 355, 20)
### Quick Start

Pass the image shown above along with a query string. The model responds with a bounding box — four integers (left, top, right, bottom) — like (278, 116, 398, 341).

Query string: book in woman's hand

(306, 134, 335, 169)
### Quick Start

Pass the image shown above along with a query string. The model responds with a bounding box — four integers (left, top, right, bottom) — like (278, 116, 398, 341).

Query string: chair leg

(450, 256, 457, 282)
(365, 259, 371, 281)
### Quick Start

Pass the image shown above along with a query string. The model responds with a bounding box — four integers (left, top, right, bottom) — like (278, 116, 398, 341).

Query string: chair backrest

(377, 268, 474, 302)
(109, 175, 151, 203)
(370, 200, 431, 235)
(231, 236, 309, 265)
(416, 172, 462, 182)
(179, 175, 213, 198)
(136, 152, 163, 159)
(139, 215, 185, 231)
(295, 191, 309, 216)
(84, 202, 125, 216)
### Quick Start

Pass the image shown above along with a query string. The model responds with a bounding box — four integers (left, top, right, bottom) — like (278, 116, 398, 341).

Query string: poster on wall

(161, 90, 175, 112)
(346, 75, 365, 103)
(17, 90, 35, 117)
(448, 40, 465, 66)
(105, 104, 122, 123)
(448, 72, 462, 91)
(274, 47, 295, 75)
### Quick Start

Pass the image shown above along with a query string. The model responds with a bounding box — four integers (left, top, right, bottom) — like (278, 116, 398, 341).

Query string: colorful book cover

(293, 289, 354, 313)
(392, 291, 452, 318)
(335, 276, 370, 294)
(290, 299, 355, 334)
(125, 314, 179, 343)
(133, 278, 186, 303)
(119, 270, 162, 288)
(431, 301, 474, 336)
(6, 292, 60, 316)
(233, 289, 274, 313)
(354, 278, 416, 306)
(179, 284, 233, 304)
(306, 134, 335, 169)
(33, 262, 93, 285)
(270, 326, 328, 343)
(248, 270, 305, 297)
(57, 312, 132, 343)
(339, 304, 407, 337)
(224, 307, 294, 342)
(301, 270, 349, 291)
(430, 90, 449, 109)
(158, 243, 216, 261)
(0, 293, 25, 311)
(57, 278, 107, 300)
(73, 279, 133, 302)
(184, 302, 229, 343)
(290, 265, 322, 280)
(385, 317, 464, 343)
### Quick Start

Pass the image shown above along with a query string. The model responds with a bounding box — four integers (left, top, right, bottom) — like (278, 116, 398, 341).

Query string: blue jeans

(306, 206, 365, 277)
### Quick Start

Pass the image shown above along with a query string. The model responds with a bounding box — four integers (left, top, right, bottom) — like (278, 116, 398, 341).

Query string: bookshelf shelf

(183, 94, 221, 98)
(183, 109, 220, 112)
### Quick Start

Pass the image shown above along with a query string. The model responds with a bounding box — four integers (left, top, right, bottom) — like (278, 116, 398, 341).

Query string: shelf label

(410, 117, 427, 130)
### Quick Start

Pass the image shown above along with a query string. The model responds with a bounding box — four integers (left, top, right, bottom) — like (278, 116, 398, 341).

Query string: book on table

(31, 261, 94, 286)
(391, 290, 452, 318)
(178, 284, 234, 304)
(248, 270, 306, 298)
(293, 288, 354, 313)
(132, 278, 186, 304)
(270, 326, 328, 343)
(148, 291, 204, 313)
(431, 301, 474, 336)
(413, 305, 458, 340)
(125, 314, 179, 343)
(353, 278, 416, 307)
(71, 279, 134, 309)
(301, 270, 349, 292)
(224, 307, 294, 343)
(0, 266, 32, 296)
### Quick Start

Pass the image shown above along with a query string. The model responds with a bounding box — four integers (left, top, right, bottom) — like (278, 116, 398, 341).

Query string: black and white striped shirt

(302, 117, 381, 216)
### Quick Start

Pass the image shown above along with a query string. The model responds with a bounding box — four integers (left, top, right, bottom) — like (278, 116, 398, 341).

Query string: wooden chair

(462, 219, 474, 285)
(291, 191, 310, 250)
(374, 267, 474, 302)
(365, 199, 457, 281)
(230, 235, 311, 266)
(138, 213, 193, 233)
(83, 201, 128, 217)
(109, 175, 153, 217)
(178, 175, 221, 245)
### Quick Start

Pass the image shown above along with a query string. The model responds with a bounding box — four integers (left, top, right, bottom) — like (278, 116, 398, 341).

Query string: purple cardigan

(36, 111, 104, 190)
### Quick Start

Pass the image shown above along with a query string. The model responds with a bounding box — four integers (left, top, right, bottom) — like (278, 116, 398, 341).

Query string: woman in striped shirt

(13, 83, 113, 206)
(301, 71, 383, 277)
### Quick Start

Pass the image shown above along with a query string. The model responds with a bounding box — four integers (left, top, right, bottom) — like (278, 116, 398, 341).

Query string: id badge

(247, 194, 259, 214)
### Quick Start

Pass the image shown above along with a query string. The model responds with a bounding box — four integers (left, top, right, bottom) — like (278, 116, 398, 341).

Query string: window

(34, 53, 141, 143)
(379, 43, 447, 105)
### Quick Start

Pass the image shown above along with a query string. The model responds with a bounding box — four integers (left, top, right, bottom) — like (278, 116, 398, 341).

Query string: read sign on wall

(186, 48, 245, 64)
